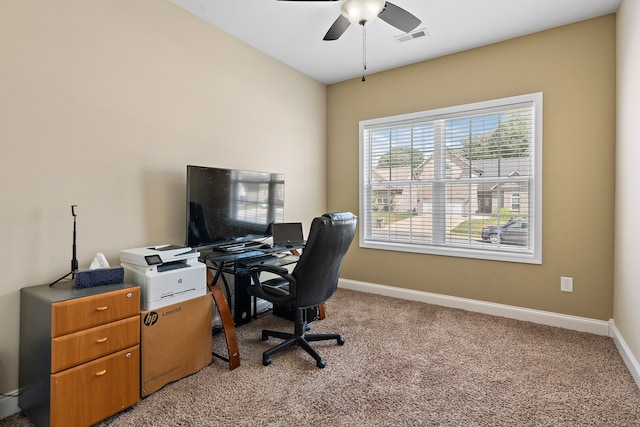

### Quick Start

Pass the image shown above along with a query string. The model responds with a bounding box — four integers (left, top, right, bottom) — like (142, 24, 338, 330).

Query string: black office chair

(248, 212, 357, 368)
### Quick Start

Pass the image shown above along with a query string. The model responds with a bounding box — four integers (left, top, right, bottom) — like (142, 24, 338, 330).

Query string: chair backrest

(291, 212, 357, 308)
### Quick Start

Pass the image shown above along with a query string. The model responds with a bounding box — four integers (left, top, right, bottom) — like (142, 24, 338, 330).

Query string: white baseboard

(0, 391, 20, 420)
(609, 320, 640, 389)
(339, 278, 610, 335)
(339, 278, 640, 389)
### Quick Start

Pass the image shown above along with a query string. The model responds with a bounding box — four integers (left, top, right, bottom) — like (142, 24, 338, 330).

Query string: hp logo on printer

(143, 312, 159, 326)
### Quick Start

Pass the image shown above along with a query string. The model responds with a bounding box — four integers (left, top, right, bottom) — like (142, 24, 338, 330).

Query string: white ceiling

(169, 0, 620, 85)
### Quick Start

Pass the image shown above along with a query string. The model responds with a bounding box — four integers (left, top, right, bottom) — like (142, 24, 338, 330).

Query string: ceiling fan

(278, 0, 421, 41)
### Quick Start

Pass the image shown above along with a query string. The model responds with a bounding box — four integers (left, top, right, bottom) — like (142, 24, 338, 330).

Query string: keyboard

(239, 254, 299, 268)
(233, 250, 265, 259)
(238, 255, 279, 266)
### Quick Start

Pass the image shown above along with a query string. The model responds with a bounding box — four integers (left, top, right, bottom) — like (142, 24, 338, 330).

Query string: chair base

(261, 328, 345, 368)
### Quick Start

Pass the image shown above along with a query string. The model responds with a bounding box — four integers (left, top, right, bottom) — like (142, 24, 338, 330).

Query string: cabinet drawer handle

(95, 370, 107, 376)
(96, 337, 108, 343)
(95, 306, 108, 311)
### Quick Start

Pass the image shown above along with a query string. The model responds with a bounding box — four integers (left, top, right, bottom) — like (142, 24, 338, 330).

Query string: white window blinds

(359, 93, 542, 264)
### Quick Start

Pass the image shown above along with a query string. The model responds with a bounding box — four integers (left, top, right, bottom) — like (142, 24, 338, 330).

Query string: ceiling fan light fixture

(340, 0, 386, 26)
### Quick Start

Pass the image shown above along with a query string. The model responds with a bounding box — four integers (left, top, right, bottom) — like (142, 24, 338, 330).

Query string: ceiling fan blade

(323, 15, 351, 41)
(378, 1, 421, 33)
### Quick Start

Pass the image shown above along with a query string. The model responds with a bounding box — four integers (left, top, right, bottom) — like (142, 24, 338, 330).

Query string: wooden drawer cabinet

(51, 316, 139, 372)
(19, 283, 140, 427)
(50, 346, 139, 427)
(51, 289, 141, 335)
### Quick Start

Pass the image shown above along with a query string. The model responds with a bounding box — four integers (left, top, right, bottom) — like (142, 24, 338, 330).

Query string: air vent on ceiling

(395, 28, 429, 43)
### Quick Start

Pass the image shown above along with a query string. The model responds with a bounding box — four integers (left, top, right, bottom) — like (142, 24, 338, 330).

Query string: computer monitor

(186, 165, 285, 248)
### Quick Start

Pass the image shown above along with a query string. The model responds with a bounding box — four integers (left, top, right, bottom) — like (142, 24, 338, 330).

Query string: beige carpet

(4, 289, 640, 426)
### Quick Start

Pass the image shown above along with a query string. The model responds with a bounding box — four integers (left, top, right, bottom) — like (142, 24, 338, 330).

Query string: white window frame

(359, 93, 542, 264)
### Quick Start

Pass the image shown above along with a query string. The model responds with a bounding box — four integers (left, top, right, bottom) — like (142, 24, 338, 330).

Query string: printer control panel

(144, 255, 162, 265)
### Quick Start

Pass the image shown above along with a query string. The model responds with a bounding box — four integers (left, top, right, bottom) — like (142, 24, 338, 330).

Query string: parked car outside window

(481, 220, 528, 245)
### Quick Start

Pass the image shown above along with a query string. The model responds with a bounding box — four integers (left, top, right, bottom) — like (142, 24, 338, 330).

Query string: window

(511, 194, 520, 212)
(359, 93, 542, 264)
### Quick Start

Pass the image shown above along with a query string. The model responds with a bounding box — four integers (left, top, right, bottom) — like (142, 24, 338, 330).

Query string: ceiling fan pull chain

(362, 23, 367, 82)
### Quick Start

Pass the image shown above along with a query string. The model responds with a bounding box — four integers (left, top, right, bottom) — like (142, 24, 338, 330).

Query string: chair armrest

(250, 264, 290, 278)
(249, 265, 297, 306)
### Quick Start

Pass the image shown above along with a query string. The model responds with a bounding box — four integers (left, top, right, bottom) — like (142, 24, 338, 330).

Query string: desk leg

(207, 269, 240, 370)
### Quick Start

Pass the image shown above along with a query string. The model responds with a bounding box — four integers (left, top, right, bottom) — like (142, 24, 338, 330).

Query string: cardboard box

(140, 293, 212, 397)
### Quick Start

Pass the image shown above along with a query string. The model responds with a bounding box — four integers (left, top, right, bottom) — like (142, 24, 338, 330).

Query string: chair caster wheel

(337, 336, 345, 345)
(263, 356, 272, 366)
(317, 359, 326, 369)
(261, 332, 269, 341)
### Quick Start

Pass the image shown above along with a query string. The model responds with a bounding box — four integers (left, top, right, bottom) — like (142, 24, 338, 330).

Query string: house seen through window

(359, 93, 542, 264)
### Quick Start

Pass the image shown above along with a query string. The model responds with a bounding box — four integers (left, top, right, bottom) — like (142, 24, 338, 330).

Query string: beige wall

(0, 0, 326, 393)
(615, 0, 640, 373)
(328, 16, 616, 320)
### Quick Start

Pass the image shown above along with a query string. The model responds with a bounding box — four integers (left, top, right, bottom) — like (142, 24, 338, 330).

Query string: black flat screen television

(185, 165, 285, 248)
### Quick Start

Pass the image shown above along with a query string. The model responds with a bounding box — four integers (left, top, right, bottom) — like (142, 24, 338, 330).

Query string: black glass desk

(198, 245, 302, 370)
(202, 245, 301, 325)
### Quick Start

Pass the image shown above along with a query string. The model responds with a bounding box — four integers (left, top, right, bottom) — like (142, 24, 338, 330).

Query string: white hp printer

(120, 245, 206, 310)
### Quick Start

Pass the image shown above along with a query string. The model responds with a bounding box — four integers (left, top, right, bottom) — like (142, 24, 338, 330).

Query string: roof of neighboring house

(372, 167, 414, 182)
(373, 149, 530, 184)
(419, 150, 484, 178)
(473, 157, 531, 192)
(471, 156, 531, 178)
